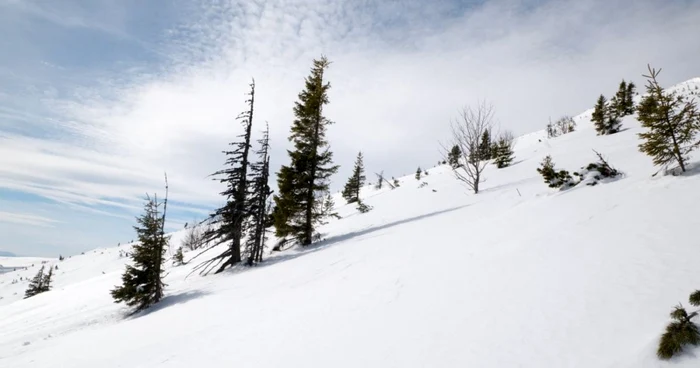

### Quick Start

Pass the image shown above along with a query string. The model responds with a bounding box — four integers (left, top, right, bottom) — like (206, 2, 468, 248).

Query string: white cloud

(1, 0, 700, 254)
(0, 211, 59, 227)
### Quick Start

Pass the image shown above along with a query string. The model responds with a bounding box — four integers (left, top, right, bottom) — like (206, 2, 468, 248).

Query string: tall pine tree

(592, 94, 608, 134)
(342, 152, 366, 204)
(111, 192, 169, 312)
(478, 129, 492, 160)
(638, 66, 700, 173)
(245, 123, 273, 265)
(273, 56, 339, 247)
(198, 80, 256, 273)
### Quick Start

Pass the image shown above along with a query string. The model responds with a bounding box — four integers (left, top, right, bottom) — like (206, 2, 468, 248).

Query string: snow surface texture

(2, 79, 700, 367)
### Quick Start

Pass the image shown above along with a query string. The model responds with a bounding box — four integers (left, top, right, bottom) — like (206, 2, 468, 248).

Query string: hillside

(1, 78, 700, 367)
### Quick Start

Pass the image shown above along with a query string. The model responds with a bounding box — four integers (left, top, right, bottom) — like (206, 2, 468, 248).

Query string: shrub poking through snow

(536, 155, 575, 189)
(173, 247, 185, 266)
(657, 303, 700, 360)
(573, 151, 622, 186)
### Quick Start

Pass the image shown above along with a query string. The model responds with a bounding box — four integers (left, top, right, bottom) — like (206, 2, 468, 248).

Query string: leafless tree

(444, 102, 496, 194)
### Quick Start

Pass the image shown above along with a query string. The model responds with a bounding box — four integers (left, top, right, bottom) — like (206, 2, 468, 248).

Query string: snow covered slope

(1, 78, 700, 367)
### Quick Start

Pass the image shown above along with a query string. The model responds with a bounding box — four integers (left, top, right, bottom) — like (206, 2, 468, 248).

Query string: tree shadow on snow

(249, 204, 471, 269)
(124, 289, 210, 319)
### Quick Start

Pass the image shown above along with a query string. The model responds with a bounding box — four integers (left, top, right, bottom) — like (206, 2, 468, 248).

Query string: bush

(536, 155, 575, 189)
(658, 305, 700, 360)
(572, 151, 621, 186)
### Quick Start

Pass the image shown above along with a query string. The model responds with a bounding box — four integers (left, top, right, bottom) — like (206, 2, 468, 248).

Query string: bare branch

(444, 101, 496, 193)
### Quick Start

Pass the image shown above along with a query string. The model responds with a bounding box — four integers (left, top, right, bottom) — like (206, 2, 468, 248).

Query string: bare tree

(444, 102, 496, 194)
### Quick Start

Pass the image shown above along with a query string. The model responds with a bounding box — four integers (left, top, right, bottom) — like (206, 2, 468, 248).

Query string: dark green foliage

(273, 56, 339, 247)
(173, 247, 184, 266)
(592, 95, 607, 134)
(244, 123, 273, 266)
(415, 167, 421, 180)
(24, 265, 52, 298)
(199, 80, 256, 273)
(690, 291, 700, 307)
(536, 155, 575, 189)
(478, 129, 492, 160)
(546, 121, 554, 138)
(657, 305, 700, 360)
(59, 255, 64, 261)
(357, 199, 372, 214)
(342, 152, 366, 204)
(610, 80, 637, 117)
(493, 132, 515, 169)
(111, 195, 169, 312)
(572, 151, 621, 186)
(393, 177, 400, 187)
(625, 82, 637, 115)
(638, 66, 700, 173)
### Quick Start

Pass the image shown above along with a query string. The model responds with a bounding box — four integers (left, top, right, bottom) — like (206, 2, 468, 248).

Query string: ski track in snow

(2, 79, 700, 367)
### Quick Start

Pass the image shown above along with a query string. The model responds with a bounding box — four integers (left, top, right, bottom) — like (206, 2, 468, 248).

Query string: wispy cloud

(1, 0, 699, 255)
(0, 211, 59, 227)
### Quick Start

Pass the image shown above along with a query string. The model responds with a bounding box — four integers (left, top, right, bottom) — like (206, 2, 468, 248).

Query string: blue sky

(1, 0, 699, 256)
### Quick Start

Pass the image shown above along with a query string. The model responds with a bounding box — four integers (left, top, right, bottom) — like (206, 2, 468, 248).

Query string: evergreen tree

(478, 129, 492, 160)
(342, 152, 366, 204)
(173, 247, 184, 266)
(592, 95, 608, 134)
(198, 80, 256, 273)
(273, 56, 339, 247)
(24, 265, 45, 299)
(624, 82, 637, 115)
(638, 66, 700, 173)
(111, 193, 169, 312)
(322, 192, 340, 219)
(536, 155, 575, 189)
(244, 123, 273, 265)
(604, 104, 622, 135)
(41, 266, 53, 292)
(658, 304, 700, 359)
(393, 177, 400, 187)
(415, 167, 422, 180)
(493, 137, 514, 168)
(546, 121, 555, 138)
(610, 80, 627, 116)
(447, 145, 461, 168)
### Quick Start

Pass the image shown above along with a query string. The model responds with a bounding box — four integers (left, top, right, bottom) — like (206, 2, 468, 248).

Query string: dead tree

(445, 102, 496, 194)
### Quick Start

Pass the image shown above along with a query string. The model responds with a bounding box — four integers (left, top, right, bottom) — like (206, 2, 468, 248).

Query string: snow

(2, 78, 700, 367)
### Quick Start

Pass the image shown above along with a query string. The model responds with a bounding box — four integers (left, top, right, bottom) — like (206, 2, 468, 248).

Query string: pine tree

(273, 56, 339, 247)
(415, 167, 422, 180)
(657, 304, 700, 360)
(610, 80, 628, 116)
(603, 104, 622, 135)
(393, 177, 400, 187)
(624, 82, 637, 115)
(322, 192, 340, 219)
(24, 265, 45, 299)
(198, 80, 256, 273)
(173, 247, 184, 266)
(244, 123, 273, 266)
(493, 136, 515, 169)
(592, 95, 608, 135)
(356, 199, 372, 213)
(478, 129, 492, 160)
(342, 152, 366, 204)
(638, 65, 700, 173)
(41, 266, 53, 292)
(447, 145, 461, 168)
(111, 193, 169, 312)
(536, 155, 575, 189)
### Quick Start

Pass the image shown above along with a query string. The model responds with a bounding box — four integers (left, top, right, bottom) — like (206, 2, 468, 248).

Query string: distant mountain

(0, 251, 16, 257)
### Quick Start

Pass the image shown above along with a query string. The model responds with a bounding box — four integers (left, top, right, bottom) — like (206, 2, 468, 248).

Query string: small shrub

(658, 305, 700, 360)
(536, 155, 576, 189)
